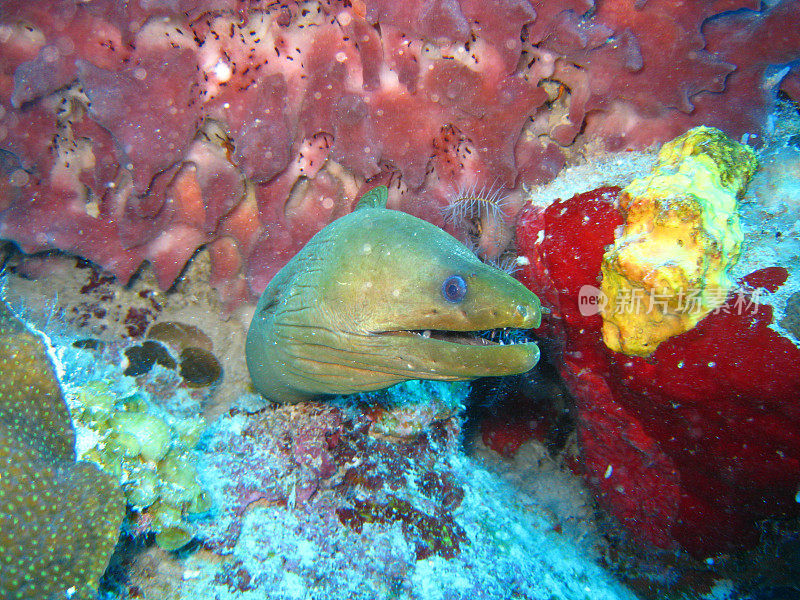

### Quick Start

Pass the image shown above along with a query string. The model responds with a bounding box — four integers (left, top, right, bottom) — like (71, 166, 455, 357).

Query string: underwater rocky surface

(1, 1, 800, 599)
(0, 258, 633, 600)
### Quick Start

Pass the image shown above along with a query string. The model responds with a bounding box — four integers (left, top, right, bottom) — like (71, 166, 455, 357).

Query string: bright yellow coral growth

(600, 126, 758, 356)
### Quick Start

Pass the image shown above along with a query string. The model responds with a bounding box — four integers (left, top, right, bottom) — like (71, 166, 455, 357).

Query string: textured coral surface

(149, 399, 635, 600)
(1, 0, 800, 594)
(0, 301, 124, 600)
(1, 0, 798, 307)
(516, 186, 800, 557)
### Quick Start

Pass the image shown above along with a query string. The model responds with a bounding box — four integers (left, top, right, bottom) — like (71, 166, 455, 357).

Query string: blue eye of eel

(442, 274, 467, 303)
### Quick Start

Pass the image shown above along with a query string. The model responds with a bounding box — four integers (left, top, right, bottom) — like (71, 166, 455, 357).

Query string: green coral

(71, 380, 211, 551)
(0, 302, 124, 600)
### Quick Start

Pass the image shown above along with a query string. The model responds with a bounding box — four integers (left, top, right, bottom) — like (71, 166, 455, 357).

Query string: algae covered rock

(0, 302, 124, 600)
(355, 379, 471, 440)
(110, 411, 172, 462)
(600, 126, 758, 356)
(71, 380, 211, 551)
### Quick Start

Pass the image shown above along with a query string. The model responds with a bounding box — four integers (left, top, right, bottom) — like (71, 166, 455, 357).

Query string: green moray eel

(246, 186, 542, 403)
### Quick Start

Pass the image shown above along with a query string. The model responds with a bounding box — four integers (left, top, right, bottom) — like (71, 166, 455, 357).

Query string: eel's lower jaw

(370, 328, 540, 378)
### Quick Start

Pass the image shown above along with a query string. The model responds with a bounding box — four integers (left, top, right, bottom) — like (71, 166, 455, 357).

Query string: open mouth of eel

(380, 328, 534, 346)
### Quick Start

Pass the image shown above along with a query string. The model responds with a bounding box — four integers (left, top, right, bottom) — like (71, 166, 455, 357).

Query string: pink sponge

(0, 1, 798, 309)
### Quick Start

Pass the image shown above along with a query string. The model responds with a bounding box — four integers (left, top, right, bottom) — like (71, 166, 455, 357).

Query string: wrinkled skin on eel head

(246, 187, 542, 403)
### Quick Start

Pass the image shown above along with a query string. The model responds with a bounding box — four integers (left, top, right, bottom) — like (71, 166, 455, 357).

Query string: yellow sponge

(600, 126, 758, 356)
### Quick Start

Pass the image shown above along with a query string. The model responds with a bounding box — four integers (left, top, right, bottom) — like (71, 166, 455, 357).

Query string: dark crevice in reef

(463, 350, 576, 460)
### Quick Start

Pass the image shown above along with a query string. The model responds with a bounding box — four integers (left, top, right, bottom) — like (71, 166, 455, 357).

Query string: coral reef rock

(0, 302, 124, 600)
(127, 396, 637, 600)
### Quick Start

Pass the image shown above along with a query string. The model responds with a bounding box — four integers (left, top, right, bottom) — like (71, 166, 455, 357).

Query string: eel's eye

(442, 275, 467, 303)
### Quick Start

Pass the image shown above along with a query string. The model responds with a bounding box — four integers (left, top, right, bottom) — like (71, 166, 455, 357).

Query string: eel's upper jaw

(378, 327, 533, 347)
(374, 291, 542, 348)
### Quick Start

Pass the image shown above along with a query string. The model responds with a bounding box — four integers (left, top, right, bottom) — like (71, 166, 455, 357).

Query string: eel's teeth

(422, 330, 431, 338)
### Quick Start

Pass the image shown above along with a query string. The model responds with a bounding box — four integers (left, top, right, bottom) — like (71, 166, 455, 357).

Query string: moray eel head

(246, 186, 541, 403)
